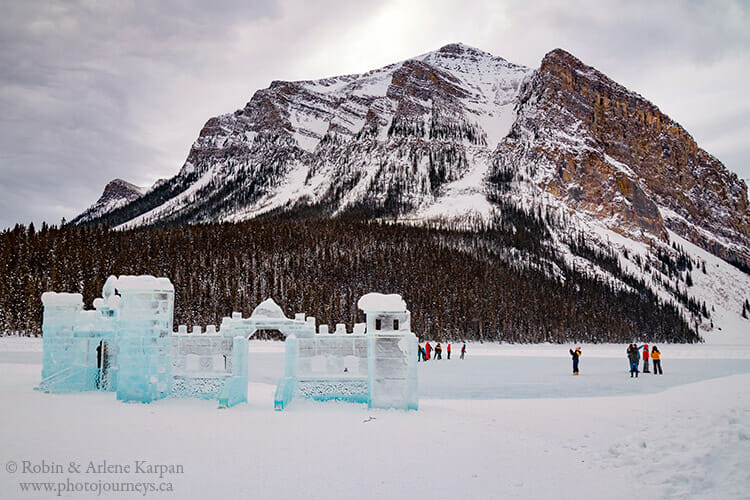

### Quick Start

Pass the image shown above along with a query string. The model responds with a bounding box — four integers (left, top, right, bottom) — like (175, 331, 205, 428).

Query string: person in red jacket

(641, 343, 650, 373)
(447, 343, 452, 360)
(425, 342, 432, 361)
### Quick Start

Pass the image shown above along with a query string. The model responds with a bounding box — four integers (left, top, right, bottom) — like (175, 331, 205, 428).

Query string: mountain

(78, 44, 748, 261)
(73, 43, 750, 339)
(76, 43, 530, 226)
(71, 179, 146, 224)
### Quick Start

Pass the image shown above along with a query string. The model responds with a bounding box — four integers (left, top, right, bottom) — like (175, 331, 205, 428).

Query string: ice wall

(288, 334, 370, 405)
(171, 332, 233, 399)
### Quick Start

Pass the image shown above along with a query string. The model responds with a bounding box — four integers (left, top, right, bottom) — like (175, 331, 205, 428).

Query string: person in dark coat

(569, 346, 581, 375)
(435, 343, 442, 360)
(460, 343, 466, 359)
(627, 344, 640, 377)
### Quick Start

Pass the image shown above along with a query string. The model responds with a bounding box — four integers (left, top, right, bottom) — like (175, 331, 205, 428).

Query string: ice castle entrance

(95, 340, 111, 390)
(252, 329, 286, 341)
(39, 276, 419, 410)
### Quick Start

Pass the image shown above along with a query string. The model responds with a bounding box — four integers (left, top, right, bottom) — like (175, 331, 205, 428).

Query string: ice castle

(39, 275, 418, 410)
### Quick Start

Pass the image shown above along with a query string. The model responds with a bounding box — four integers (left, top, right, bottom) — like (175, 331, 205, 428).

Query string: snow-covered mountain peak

(419, 42, 520, 74)
(70, 179, 145, 225)
(76, 44, 749, 292)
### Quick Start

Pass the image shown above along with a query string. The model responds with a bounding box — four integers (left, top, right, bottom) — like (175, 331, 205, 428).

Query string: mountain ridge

(75, 44, 747, 258)
(70, 43, 750, 337)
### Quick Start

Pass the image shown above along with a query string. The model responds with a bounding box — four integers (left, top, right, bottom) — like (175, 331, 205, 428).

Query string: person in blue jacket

(627, 344, 640, 377)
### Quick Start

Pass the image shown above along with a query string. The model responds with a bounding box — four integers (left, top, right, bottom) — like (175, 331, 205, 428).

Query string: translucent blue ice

(41, 279, 417, 410)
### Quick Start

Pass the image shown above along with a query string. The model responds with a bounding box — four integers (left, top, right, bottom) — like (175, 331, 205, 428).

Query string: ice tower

(359, 293, 419, 410)
(40, 292, 89, 391)
(114, 276, 174, 403)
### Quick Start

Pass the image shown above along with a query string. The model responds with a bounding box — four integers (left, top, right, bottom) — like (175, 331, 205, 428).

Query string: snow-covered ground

(2, 338, 749, 499)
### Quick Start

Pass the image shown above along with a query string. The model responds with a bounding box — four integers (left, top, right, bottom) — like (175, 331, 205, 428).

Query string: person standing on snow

(640, 343, 650, 373)
(651, 346, 663, 374)
(435, 343, 442, 360)
(425, 342, 432, 361)
(460, 343, 466, 359)
(447, 343, 452, 360)
(569, 346, 581, 375)
(627, 344, 640, 377)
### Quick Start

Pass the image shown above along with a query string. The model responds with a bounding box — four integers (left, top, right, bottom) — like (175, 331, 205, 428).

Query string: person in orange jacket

(651, 346, 663, 374)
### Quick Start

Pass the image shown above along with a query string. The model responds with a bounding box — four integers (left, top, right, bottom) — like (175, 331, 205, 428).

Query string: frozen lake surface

(2, 338, 749, 500)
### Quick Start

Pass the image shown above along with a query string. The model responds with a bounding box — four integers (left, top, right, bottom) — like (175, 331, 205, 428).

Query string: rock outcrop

(493, 48, 749, 267)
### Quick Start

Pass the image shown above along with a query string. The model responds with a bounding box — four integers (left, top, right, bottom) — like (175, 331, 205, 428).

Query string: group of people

(419, 342, 466, 361)
(626, 343, 662, 377)
(568, 344, 663, 377)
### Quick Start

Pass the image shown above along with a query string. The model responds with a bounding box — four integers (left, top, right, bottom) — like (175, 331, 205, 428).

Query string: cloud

(0, 0, 748, 229)
(0, 0, 378, 228)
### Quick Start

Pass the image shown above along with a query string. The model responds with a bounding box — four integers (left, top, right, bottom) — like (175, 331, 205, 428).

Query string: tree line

(0, 216, 699, 343)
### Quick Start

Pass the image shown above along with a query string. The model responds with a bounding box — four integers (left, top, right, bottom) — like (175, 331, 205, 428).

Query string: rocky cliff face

(77, 43, 749, 271)
(492, 49, 750, 269)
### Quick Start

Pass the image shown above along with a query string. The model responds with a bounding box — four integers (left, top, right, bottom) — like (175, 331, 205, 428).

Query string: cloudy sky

(1, 0, 748, 229)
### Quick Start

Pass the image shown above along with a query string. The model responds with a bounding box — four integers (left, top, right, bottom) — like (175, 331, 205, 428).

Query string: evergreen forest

(0, 213, 699, 343)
